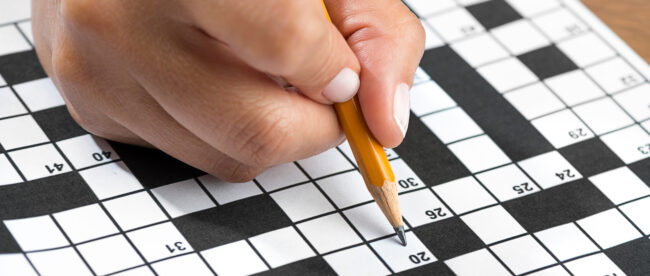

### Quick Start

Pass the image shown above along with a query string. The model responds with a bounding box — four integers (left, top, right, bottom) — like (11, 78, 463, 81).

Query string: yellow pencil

(322, 1, 406, 246)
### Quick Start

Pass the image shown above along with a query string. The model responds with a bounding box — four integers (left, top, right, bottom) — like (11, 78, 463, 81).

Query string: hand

(32, 0, 424, 181)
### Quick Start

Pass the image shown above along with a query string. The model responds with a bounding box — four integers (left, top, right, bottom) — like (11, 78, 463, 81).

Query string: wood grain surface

(582, 0, 650, 62)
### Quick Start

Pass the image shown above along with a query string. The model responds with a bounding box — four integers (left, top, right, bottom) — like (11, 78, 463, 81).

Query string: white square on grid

(249, 226, 315, 268)
(532, 8, 587, 41)
(409, 81, 456, 117)
(18, 22, 33, 44)
(460, 205, 525, 244)
(528, 265, 571, 276)
(425, 8, 484, 42)
(557, 32, 615, 67)
(491, 20, 550, 55)
(399, 189, 452, 227)
(370, 232, 435, 273)
(27, 247, 92, 276)
(504, 83, 565, 120)
(613, 83, 650, 121)
(0, 87, 27, 118)
(79, 161, 143, 199)
(391, 158, 427, 193)
(0, 1, 30, 24)
(0, 25, 31, 56)
(445, 248, 510, 276)
(564, 253, 625, 276)
(297, 213, 362, 254)
(151, 179, 215, 218)
(600, 125, 650, 164)
(297, 148, 353, 178)
(421, 107, 483, 144)
(337, 140, 355, 162)
(531, 109, 595, 149)
(414, 67, 431, 85)
(256, 162, 307, 192)
(323, 245, 390, 276)
(518, 151, 582, 189)
(534, 223, 599, 261)
(4, 215, 68, 251)
(200, 175, 261, 205)
(421, 20, 444, 50)
(544, 70, 605, 106)
(344, 202, 408, 241)
(577, 209, 642, 249)
(506, 0, 560, 17)
(404, 0, 456, 17)
(56, 134, 119, 169)
(77, 235, 144, 275)
(620, 197, 650, 235)
(585, 57, 644, 94)
(477, 57, 538, 93)
(451, 33, 509, 67)
(103, 191, 167, 231)
(315, 171, 373, 209)
(0, 115, 48, 150)
(13, 78, 65, 112)
(53, 203, 119, 244)
(490, 235, 556, 275)
(9, 143, 72, 180)
(127, 222, 193, 262)
(152, 253, 213, 276)
(476, 164, 539, 202)
(590, 167, 650, 205)
(0, 154, 22, 186)
(448, 135, 511, 173)
(201, 240, 268, 276)
(573, 97, 634, 135)
(270, 183, 334, 222)
(0, 253, 37, 276)
(432, 176, 497, 214)
(643, 121, 650, 133)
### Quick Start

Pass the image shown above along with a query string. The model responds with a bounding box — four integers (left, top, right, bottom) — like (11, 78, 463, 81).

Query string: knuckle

(233, 106, 294, 168)
(60, 0, 110, 31)
(266, 14, 323, 73)
(66, 105, 106, 138)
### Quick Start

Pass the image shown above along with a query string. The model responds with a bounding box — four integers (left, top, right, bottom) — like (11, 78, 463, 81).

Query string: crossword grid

(1, 0, 650, 275)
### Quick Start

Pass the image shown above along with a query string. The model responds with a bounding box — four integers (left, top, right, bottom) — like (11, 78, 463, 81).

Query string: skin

(32, 0, 425, 182)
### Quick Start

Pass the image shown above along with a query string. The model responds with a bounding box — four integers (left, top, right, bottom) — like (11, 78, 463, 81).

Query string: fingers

(182, 0, 361, 104)
(325, 0, 425, 148)
(123, 35, 344, 168)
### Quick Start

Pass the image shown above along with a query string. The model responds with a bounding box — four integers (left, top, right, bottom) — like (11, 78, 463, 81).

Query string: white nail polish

(322, 68, 360, 102)
(393, 83, 410, 137)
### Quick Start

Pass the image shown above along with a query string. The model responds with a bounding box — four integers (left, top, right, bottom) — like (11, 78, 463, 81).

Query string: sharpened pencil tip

(394, 226, 406, 246)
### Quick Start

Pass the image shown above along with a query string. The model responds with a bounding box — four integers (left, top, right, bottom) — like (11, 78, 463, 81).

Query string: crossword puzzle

(1, 0, 650, 275)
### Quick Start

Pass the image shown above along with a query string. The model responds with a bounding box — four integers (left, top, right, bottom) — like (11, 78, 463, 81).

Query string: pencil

(321, 2, 406, 246)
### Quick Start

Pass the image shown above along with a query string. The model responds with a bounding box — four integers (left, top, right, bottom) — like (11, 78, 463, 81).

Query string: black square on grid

(173, 194, 291, 251)
(518, 45, 578, 79)
(0, 222, 21, 253)
(396, 261, 455, 276)
(605, 238, 650, 275)
(257, 257, 335, 276)
(0, 50, 47, 85)
(412, 217, 485, 260)
(559, 138, 625, 177)
(503, 178, 614, 232)
(0, 172, 97, 220)
(394, 113, 471, 186)
(466, 0, 522, 30)
(629, 158, 650, 184)
(32, 106, 87, 142)
(108, 141, 204, 189)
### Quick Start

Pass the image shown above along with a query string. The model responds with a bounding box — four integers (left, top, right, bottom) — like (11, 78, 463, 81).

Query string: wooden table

(582, 0, 650, 62)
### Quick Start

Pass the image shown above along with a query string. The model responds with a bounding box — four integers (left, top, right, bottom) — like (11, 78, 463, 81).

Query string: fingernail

(322, 68, 360, 102)
(393, 83, 410, 137)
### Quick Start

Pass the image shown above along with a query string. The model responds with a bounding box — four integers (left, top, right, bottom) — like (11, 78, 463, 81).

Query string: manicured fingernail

(322, 68, 360, 102)
(393, 83, 410, 137)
